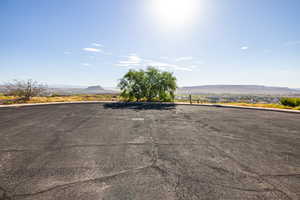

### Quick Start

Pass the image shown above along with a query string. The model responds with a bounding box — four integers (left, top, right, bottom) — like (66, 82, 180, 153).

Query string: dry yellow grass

(0, 94, 119, 104)
(174, 99, 300, 111)
(27, 95, 119, 103)
(1, 95, 300, 111)
(221, 102, 300, 110)
(0, 95, 16, 100)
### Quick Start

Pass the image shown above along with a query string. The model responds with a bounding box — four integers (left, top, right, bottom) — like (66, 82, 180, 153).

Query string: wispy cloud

(144, 59, 195, 71)
(284, 40, 300, 46)
(175, 56, 193, 62)
(240, 46, 249, 50)
(115, 54, 198, 71)
(92, 43, 104, 47)
(83, 47, 102, 52)
(116, 54, 142, 67)
(83, 46, 112, 55)
(81, 63, 91, 66)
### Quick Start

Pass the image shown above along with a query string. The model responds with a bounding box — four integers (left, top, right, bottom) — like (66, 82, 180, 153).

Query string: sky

(1, 0, 300, 88)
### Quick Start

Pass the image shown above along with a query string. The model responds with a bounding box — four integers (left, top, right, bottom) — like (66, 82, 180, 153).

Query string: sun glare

(151, 0, 199, 27)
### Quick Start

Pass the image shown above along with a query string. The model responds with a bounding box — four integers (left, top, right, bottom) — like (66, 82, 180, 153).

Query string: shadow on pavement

(103, 102, 176, 110)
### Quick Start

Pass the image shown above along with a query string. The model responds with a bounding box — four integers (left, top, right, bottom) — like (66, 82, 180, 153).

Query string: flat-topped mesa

(85, 85, 104, 90)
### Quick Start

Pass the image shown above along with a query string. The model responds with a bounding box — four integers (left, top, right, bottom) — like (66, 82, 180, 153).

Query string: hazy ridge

(1, 84, 299, 95)
(177, 85, 300, 95)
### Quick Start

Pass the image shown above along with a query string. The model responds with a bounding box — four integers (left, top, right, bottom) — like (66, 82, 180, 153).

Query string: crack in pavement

(207, 140, 294, 200)
(261, 173, 300, 178)
(0, 186, 12, 200)
(0, 143, 203, 153)
(151, 163, 280, 200)
(194, 123, 297, 200)
(12, 165, 153, 198)
(7, 138, 297, 199)
(144, 116, 283, 199)
(9, 115, 161, 199)
(3, 144, 298, 199)
(154, 148, 285, 195)
(142, 115, 288, 199)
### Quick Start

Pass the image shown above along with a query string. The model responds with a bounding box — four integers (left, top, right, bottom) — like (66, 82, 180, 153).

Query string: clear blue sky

(1, 0, 300, 88)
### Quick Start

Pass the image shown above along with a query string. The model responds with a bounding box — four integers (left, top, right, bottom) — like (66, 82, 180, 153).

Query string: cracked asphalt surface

(0, 103, 299, 200)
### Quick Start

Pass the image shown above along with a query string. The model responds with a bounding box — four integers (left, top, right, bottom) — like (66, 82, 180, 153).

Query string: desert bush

(280, 97, 300, 107)
(4, 79, 47, 100)
(118, 67, 177, 102)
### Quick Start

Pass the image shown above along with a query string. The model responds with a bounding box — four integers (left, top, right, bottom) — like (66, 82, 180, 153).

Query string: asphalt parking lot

(0, 103, 299, 200)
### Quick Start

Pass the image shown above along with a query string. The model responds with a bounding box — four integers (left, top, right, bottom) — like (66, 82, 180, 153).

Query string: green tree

(158, 71, 177, 101)
(118, 67, 177, 102)
(118, 69, 146, 102)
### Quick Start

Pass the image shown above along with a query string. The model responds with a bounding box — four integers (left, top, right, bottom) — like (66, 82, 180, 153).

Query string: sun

(151, 0, 199, 27)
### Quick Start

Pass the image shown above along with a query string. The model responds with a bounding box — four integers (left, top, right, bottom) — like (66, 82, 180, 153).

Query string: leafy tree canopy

(118, 67, 177, 102)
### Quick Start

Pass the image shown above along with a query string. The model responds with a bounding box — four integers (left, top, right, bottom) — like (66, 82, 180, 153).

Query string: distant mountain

(48, 84, 86, 89)
(177, 85, 300, 95)
(49, 85, 117, 95)
(0, 84, 118, 95)
(85, 85, 104, 90)
(0, 85, 5, 93)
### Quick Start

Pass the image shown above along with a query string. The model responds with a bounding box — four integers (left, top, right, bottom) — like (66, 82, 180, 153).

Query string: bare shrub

(4, 79, 48, 100)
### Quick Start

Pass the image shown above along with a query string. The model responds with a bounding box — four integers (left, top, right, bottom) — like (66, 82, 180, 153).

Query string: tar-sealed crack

(6, 115, 159, 199)
(0, 143, 203, 153)
(12, 165, 153, 198)
(194, 122, 297, 200)
(144, 115, 291, 200)
(152, 157, 282, 200)
(0, 186, 12, 200)
(261, 173, 300, 178)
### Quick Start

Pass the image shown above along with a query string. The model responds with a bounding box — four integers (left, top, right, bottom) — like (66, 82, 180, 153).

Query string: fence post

(189, 94, 192, 104)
